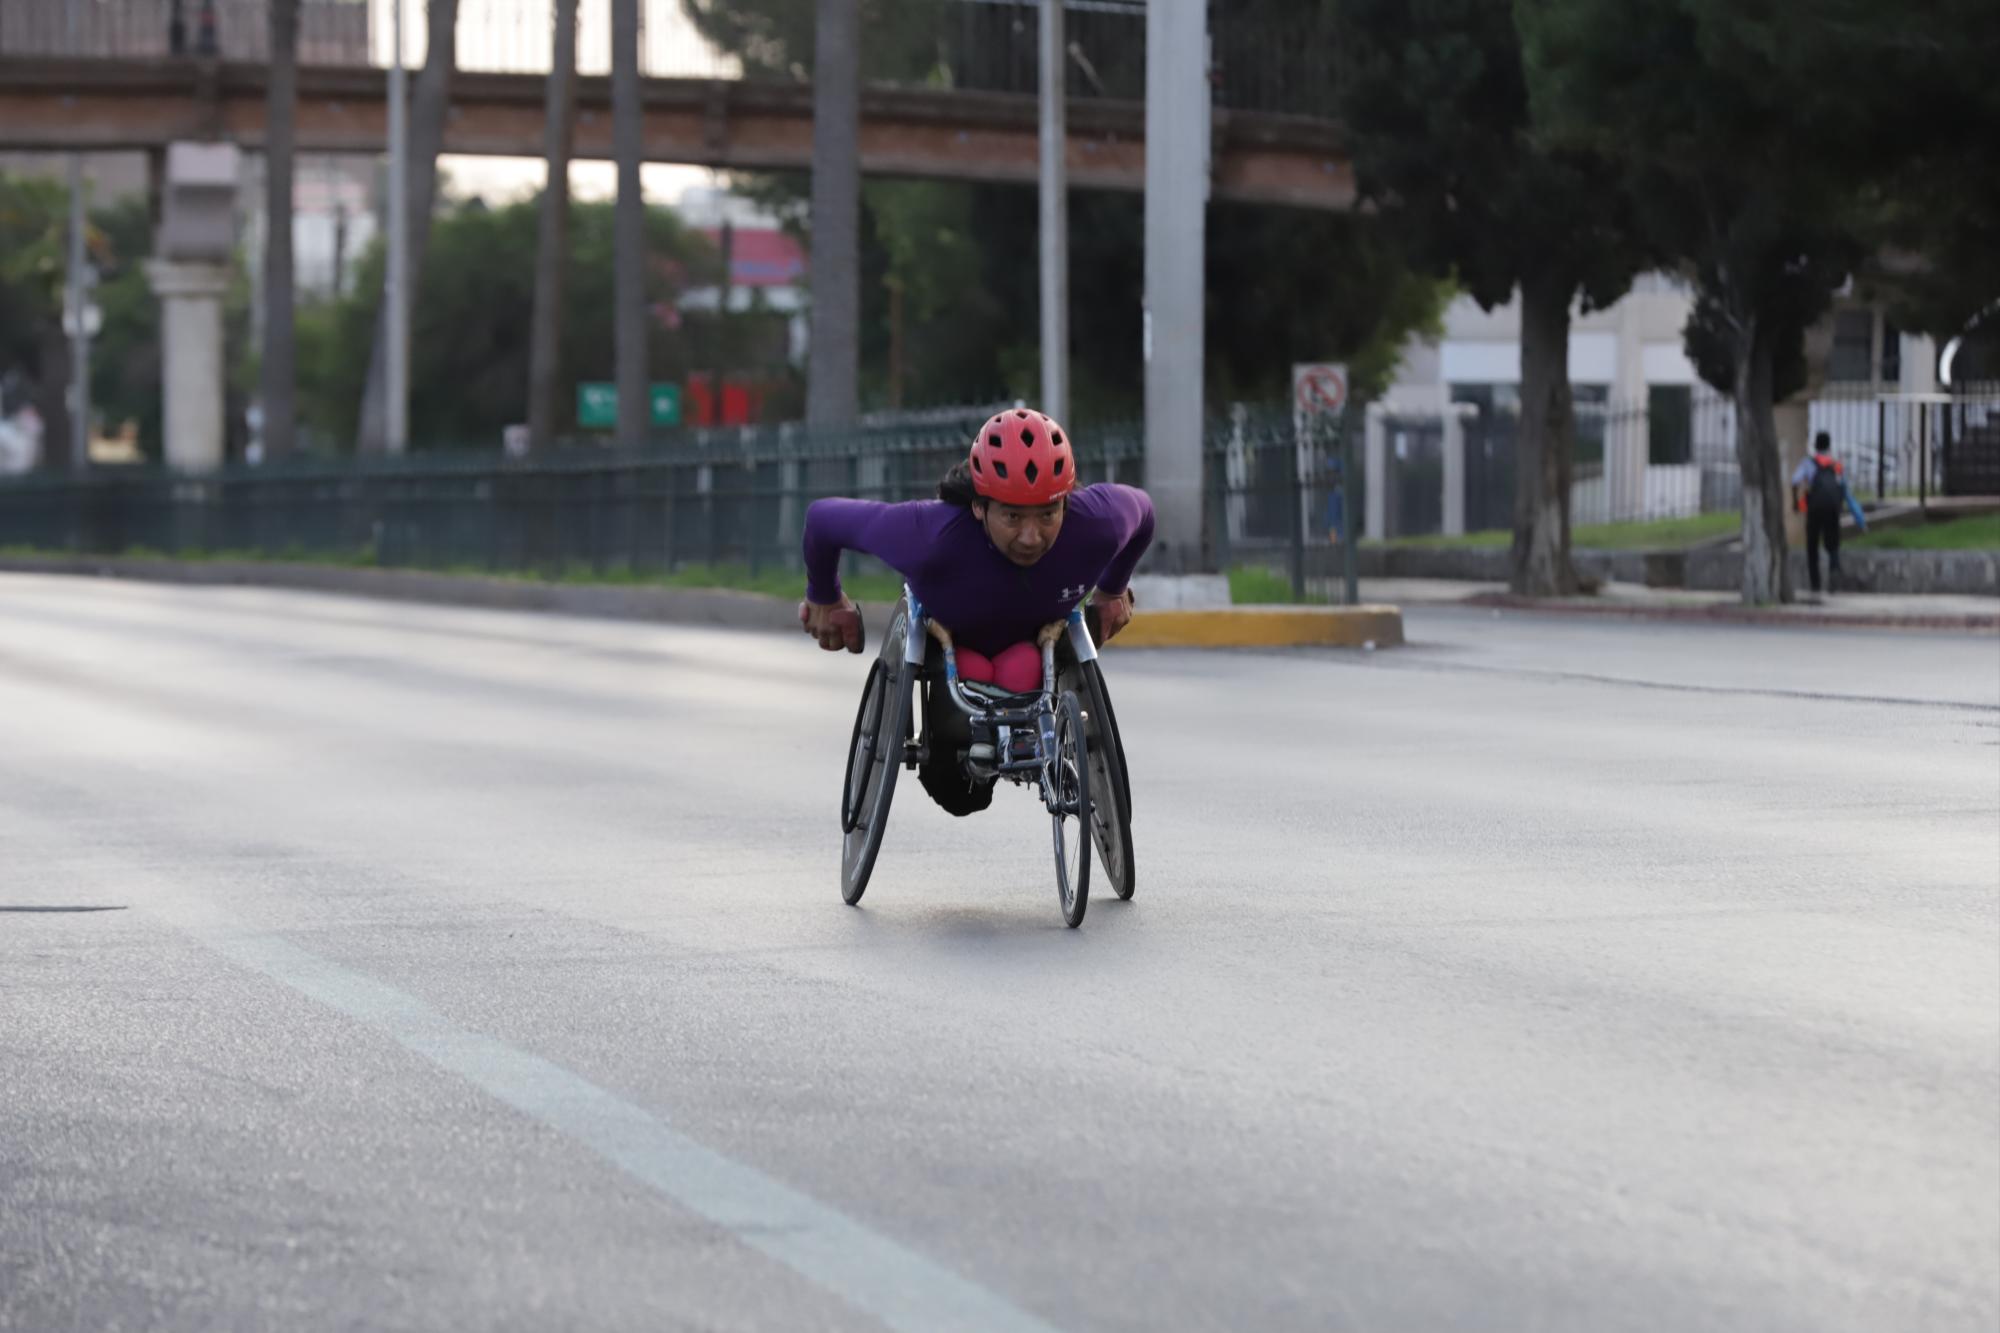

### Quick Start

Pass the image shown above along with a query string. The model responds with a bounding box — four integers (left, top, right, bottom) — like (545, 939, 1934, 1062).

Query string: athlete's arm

(1091, 484, 1156, 597)
(799, 499, 949, 653)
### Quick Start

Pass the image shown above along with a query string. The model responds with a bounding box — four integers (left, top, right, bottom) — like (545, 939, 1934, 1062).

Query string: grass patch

(0, 545, 906, 601)
(1227, 565, 1335, 605)
(1852, 513, 2000, 550)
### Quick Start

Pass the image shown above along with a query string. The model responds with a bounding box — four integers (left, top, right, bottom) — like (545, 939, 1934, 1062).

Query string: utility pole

(262, 0, 300, 461)
(1038, 0, 1068, 425)
(66, 0, 92, 473)
(1143, 0, 1209, 569)
(612, 0, 647, 448)
(385, 0, 409, 454)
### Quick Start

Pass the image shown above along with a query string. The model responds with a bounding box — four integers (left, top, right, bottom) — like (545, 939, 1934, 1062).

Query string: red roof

(701, 228, 806, 288)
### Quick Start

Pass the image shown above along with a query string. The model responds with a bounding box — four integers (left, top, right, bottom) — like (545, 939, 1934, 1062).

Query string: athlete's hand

(1092, 587, 1135, 643)
(800, 596, 865, 653)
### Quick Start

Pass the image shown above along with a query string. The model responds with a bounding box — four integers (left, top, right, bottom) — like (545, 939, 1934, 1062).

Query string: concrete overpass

(0, 57, 1355, 211)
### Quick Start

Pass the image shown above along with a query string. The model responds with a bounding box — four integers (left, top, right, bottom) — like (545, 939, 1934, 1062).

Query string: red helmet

(968, 408, 1077, 507)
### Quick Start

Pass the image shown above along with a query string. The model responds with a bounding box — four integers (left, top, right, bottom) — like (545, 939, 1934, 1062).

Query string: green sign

(578, 382, 682, 429)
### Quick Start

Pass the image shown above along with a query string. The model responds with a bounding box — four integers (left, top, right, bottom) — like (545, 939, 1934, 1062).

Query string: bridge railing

(0, 0, 1337, 119)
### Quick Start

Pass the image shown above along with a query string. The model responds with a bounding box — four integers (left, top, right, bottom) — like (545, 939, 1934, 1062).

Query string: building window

(1881, 321, 1901, 384)
(1648, 385, 1693, 464)
(1829, 309, 1875, 383)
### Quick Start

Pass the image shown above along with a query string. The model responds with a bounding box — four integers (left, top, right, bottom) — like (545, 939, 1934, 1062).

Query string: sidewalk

(1369, 578, 1999, 631)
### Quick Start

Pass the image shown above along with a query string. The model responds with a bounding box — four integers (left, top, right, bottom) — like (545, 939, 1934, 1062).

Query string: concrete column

(1364, 403, 1387, 541)
(146, 259, 231, 472)
(1143, 0, 1208, 570)
(1608, 299, 1647, 521)
(1441, 405, 1467, 537)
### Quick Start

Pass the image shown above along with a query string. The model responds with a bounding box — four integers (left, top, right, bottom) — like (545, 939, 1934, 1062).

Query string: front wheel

(1049, 690, 1092, 928)
(841, 658, 910, 905)
(1078, 661, 1135, 901)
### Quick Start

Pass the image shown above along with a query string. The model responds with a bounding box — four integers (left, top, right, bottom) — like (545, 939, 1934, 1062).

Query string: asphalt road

(3, 574, 1996, 1333)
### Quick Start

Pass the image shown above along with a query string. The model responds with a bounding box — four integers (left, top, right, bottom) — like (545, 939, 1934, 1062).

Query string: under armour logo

(1059, 584, 1091, 603)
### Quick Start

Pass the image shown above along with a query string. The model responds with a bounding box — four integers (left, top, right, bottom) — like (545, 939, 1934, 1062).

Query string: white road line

(149, 895, 1065, 1333)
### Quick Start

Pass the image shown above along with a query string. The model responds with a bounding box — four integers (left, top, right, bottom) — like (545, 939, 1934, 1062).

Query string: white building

(1373, 273, 1942, 538)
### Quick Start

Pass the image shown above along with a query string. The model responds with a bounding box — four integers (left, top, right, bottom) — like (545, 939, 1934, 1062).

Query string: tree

(263, 0, 299, 460)
(1333, 0, 1645, 596)
(1516, 0, 1985, 603)
(0, 173, 71, 468)
(355, 0, 460, 454)
(298, 195, 733, 448)
(527, 0, 580, 451)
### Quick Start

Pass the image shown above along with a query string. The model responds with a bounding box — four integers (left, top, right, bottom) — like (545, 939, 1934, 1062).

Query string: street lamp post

(1038, 0, 1068, 426)
(386, 0, 409, 454)
(66, 0, 92, 473)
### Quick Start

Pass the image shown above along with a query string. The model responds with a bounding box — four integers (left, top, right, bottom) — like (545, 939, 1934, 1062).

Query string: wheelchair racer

(799, 407, 1154, 815)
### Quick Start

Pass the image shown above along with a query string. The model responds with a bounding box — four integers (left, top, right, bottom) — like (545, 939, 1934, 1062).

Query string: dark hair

(938, 459, 980, 507)
(1814, 430, 1833, 452)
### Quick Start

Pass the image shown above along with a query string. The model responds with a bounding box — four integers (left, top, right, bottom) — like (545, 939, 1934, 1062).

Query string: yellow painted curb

(1107, 605, 1405, 649)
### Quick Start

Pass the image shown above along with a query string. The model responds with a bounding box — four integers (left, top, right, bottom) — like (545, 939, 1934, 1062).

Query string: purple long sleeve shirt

(802, 483, 1155, 657)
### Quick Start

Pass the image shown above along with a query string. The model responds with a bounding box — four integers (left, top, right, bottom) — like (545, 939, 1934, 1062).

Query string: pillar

(145, 259, 231, 472)
(1365, 403, 1388, 541)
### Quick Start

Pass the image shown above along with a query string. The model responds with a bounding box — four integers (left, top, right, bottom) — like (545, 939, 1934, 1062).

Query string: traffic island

(1107, 605, 1405, 649)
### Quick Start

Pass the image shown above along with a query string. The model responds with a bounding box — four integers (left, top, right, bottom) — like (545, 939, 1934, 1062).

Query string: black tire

(840, 612, 914, 906)
(841, 659, 886, 836)
(1075, 660, 1136, 901)
(1050, 690, 1092, 928)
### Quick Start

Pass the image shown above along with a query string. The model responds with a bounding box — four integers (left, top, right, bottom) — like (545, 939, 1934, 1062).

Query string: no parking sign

(1292, 362, 1349, 443)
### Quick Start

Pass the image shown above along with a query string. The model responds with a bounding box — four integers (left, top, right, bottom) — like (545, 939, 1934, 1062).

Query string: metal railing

(0, 0, 1340, 118)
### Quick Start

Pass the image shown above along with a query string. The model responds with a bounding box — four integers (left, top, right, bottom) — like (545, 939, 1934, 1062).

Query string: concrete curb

(1462, 591, 2000, 633)
(1109, 605, 1405, 649)
(0, 554, 1408, 649)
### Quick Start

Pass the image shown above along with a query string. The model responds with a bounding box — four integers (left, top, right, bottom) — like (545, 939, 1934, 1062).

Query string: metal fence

(1361, 384, 2000, 545)
(0, 0, 1338, 118)
(0, 414, 1151, 577)
(0, 406, 1375, 592)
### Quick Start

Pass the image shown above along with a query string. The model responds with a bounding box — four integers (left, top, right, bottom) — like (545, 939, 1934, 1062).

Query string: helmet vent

(1053, 456, 1065, 476)
(1024, 460, 1040, 485)
(972, 456, 983, 473)
(988, 433, 1003, 448)
(993, 460, 1009, 480)
(1020, 427, 1036, 447)
(1051, 430, 1064, 445)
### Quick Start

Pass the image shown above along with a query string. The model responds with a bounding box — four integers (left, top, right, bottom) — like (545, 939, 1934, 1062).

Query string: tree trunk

(262, 0, 299, 460)
(1510, 268, 1581, 596)
(806, 0, 860, 427)
(355, 0, 460, 455)
(1731, 309, 1792, 604)
(611, 0, 647, 449)
(527, 0, 579, 452)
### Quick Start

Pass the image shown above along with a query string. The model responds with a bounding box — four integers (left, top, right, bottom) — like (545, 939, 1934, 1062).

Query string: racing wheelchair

(839, 587, 1135, 928)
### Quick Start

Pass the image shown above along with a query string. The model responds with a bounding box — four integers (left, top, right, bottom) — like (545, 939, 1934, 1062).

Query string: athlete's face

(977, 498, 1066, 567)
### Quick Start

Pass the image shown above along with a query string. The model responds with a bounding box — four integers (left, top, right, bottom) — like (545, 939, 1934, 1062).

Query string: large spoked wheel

(1073, 661, 1135, 901)
(1049, 690, 1092, 928)
(840, 617, 913, 906)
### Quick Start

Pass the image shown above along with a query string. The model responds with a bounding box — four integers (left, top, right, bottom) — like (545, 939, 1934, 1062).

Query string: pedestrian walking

(1791, 431, 1868, 593)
